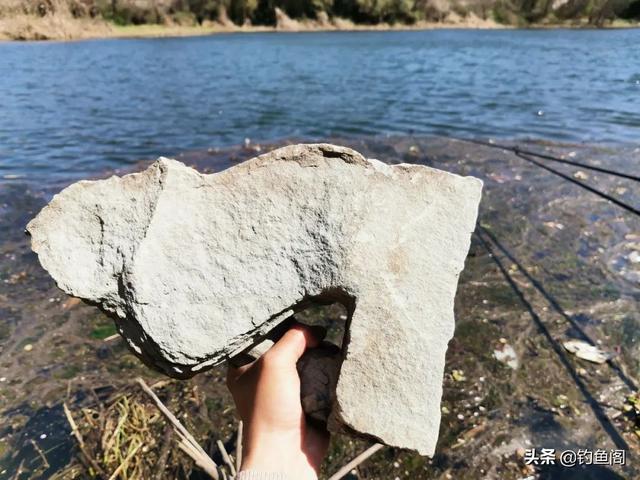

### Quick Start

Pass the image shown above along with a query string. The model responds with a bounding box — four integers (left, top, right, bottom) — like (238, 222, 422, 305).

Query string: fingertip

(288, 324, 316, 350)
(268, 323, 320, 362)
(291, 323, 322, 349)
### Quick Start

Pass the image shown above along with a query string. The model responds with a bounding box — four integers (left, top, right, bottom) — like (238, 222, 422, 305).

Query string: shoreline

(1, 135, 634, 187)
(1, 14, 639, 42)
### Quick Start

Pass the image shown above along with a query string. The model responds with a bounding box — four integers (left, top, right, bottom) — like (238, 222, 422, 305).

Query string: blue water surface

(0, 29, 639, 181)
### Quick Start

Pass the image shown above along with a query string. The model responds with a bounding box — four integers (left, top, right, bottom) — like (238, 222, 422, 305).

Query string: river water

(1, 29, 639, 183)
(1, 29, 640, 479)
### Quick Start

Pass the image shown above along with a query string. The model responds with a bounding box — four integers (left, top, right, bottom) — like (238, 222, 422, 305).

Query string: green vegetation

(53, 364, 81, 379)
(90, 318, 117, 339)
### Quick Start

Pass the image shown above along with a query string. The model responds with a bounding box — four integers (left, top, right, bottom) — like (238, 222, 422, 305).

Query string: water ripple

(0, 29, 639, 182)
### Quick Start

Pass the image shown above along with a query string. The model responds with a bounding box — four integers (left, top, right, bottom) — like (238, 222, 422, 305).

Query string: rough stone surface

(297, 342, 342, 424)
(27, 143, 482, 455)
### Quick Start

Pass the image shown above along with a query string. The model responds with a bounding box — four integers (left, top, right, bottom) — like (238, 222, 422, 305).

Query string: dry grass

(0, 8, 509, 41)
(0, 13, 112, 41)
(53, 378, 382, 480)
(55, 380, 229, 479)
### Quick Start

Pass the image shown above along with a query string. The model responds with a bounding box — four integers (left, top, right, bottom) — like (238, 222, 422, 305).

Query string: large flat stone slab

(27, 144, 482, 455)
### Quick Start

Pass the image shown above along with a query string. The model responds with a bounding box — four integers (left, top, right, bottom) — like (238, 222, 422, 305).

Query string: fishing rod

(513, 151, 640, 218)
(453, 137, 640, 218)
(460, 137, 640, 183)
(478, 223, 638, 392)
(475, 227, 630, 451)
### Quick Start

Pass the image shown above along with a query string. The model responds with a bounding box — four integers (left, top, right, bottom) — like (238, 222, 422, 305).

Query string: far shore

(1, 12, 639, 42)
(107, 19, 510, 40)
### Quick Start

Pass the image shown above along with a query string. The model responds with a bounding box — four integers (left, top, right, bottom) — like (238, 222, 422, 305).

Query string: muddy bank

(0, 136, 639, 478)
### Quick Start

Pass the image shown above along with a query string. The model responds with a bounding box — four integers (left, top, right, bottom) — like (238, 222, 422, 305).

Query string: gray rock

(27, 143, 482, 455)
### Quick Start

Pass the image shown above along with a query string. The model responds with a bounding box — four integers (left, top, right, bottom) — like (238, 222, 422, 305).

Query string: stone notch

(27, 143, 482, 455)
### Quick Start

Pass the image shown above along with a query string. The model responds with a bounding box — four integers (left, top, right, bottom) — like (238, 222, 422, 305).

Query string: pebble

(544, 221, 564, 230)
(23, 344, 33, 352)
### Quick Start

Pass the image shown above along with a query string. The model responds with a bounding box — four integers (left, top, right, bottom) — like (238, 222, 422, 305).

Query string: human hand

(227, 324, 330, 480)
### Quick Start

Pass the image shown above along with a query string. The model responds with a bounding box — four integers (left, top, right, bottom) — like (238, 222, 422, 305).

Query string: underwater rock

(563, 339, 612, 364)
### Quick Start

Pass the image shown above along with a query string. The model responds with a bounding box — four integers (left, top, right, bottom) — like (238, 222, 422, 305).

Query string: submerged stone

(27, 143, 482, 455)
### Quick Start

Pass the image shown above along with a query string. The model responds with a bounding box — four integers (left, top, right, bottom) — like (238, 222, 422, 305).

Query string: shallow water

(1, 29, 639, 182)
(0, 136, 639, 479)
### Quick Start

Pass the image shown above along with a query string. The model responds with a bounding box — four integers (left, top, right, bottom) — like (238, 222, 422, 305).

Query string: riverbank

(0, 12, 505, 41)
(2, 10, 639, 42)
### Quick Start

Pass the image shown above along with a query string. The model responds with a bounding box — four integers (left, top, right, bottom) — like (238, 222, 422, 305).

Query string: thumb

(266, 323, 323, 364)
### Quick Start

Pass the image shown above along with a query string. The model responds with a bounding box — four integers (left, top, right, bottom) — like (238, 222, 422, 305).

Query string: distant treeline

(6, 0, 640, 26)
